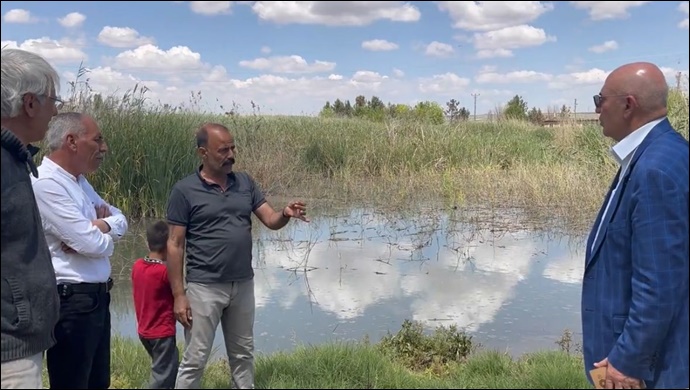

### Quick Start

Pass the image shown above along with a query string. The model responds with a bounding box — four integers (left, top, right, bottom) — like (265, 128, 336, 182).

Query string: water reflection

(109, 207, 587, 359)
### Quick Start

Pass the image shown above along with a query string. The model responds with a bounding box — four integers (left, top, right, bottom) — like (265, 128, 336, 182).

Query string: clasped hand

(594, 358, 645, 389)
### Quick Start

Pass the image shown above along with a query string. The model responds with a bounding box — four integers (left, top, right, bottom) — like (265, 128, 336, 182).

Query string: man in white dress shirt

(31, 112, 128, 389)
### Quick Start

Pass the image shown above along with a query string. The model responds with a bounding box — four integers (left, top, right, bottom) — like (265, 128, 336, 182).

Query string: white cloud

(1, 37, 87, 64)
(418, 73, 471, 94)
(58, 12, 86, 28)
(351, 70, 388, 84)
(478, 65, 498, 74)
(476, 70, 552, 84)
(680, 1, 689, 29)
(425, 41, 455, 58)
(97, 26, 156, 48)
(111, 44, 205, 72)
(362, 39, 399, 52)
(189, 1, 233, 15)
(250, 1, 421, 26)
(73, 63, 407, 115)
(547, 68, 610, 90)
(3, 9, 37, 24)
(570, 1, 650, 21)
(11, 0, 678, 119)
(476, 49, 513, 59)
(473, 68, 609, 91)
(50, 57, 687, 117)
(437, 1, 554, 31)
(472, 25, 556, 58)
(238, 55, 336, 74)
(66, 67, 162, 97)
(588, 40, 618, 53)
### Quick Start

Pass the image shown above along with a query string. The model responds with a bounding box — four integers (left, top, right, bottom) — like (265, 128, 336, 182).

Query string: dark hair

(195, 122, 229, 148)
(146, 220, 169, 252)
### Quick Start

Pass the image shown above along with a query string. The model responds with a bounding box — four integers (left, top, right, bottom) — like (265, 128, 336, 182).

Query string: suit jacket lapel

(588, 169, 626, 264)
(585, 119, 673, 269)
(586, 168, 620, 268)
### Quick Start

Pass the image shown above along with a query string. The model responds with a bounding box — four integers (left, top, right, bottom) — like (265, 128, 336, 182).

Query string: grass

(42, 321, 592, 389)
(33, 76, 689, 234)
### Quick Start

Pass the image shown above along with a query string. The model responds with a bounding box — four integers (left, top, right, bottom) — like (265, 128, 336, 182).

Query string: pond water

(108, 206, 587, 360)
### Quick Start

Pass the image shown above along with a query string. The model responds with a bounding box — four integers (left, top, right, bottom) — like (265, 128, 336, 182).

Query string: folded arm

(33, 178, 115, 258)
(80, 177, 128, 240)
(608, 168, 689, 380)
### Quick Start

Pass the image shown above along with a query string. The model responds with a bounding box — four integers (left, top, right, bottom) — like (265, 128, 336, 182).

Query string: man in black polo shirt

(167, 122, 309, 389)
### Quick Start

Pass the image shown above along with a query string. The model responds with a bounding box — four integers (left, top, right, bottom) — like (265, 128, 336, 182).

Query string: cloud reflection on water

(110, 207, 587, 356)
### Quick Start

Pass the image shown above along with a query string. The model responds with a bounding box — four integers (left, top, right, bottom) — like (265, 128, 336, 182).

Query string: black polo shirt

(166, 168, 266, 284)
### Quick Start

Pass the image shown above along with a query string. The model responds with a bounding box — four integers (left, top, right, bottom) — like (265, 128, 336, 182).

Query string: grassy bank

(40, 85, 688, 232)
(43, 321, 591, 389)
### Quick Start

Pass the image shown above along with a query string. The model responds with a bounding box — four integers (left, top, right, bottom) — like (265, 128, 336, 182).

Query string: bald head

(606, 62, 668, 114)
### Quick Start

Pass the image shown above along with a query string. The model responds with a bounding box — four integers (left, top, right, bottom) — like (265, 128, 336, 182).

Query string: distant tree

(344, 100, 353, 117)
(504, 95, 528, 121)
(319, 101, 335, 118)
(368, 96, 385, 111)
(527, 107, 545, 125)
(445, 99, 470, 123)
(413, 101, 445, 125)
(355, 95, 367, 108)
(388, 103, 412, 119)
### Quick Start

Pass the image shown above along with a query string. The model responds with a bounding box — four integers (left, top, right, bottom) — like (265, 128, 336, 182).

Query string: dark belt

(57, 278, 113, 298)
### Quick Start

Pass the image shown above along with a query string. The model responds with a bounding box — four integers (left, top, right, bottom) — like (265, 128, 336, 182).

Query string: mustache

(223, 158, 235, 166)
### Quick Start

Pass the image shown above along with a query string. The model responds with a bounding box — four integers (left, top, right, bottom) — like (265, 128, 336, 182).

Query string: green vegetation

(34, 73, 688, 234)
(42, 321, 592, 389)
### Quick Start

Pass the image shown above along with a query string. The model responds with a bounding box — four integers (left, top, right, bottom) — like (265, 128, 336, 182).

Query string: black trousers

(47, 281, 111, 389)
(140, 336, 179, 389)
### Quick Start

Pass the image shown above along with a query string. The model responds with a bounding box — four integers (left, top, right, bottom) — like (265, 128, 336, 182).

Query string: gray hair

(1, 48, 60, 118)
(46, 112, 87, 151)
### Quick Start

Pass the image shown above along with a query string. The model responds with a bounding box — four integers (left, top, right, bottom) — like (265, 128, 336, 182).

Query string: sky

(1, 1, 688, 116)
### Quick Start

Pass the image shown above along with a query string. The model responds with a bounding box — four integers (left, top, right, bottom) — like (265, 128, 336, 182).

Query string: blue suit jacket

(582, 118, 689, 389)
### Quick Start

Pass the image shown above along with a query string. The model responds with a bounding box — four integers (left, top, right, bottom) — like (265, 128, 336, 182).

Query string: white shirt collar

(610, 117, 665, 165)
(40, 155, 80, 182)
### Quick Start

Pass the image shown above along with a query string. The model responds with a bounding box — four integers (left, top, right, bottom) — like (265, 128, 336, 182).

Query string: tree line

(319, 95, 471, 125)
(319, 94, 575, 125)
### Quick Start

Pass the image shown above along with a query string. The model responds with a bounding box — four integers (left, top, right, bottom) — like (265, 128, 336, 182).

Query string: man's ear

(23, 94, 38, 118)
(196, 147, 207, 159)
(65, 134, 78, 151)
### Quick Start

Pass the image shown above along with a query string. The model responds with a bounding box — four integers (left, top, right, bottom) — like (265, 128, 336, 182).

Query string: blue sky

(2, 1, 688, 116)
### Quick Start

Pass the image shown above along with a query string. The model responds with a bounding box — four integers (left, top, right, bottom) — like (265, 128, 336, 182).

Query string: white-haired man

(32, 112, 128, 389)
(1, 48, 63, 389)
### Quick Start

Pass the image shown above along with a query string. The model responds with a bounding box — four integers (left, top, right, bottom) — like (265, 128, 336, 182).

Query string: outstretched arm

(253, 200, 309, 230)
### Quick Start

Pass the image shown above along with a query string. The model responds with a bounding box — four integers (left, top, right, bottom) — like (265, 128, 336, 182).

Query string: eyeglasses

(593, 93, 629, 108)
(46, 95, 65, 110)
(22, 93, 65, 109)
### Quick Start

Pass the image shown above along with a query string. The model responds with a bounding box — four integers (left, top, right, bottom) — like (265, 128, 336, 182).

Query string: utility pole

(471, 93, 479, 121)
(677, 71, 682, 90)
(573, 98, 577, 119)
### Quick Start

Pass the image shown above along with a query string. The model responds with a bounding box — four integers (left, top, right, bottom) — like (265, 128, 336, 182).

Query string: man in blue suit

(582, 61, 689, 389)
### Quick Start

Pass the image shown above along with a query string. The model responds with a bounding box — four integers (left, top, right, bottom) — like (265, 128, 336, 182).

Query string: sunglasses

(593, 93, 629, 108)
